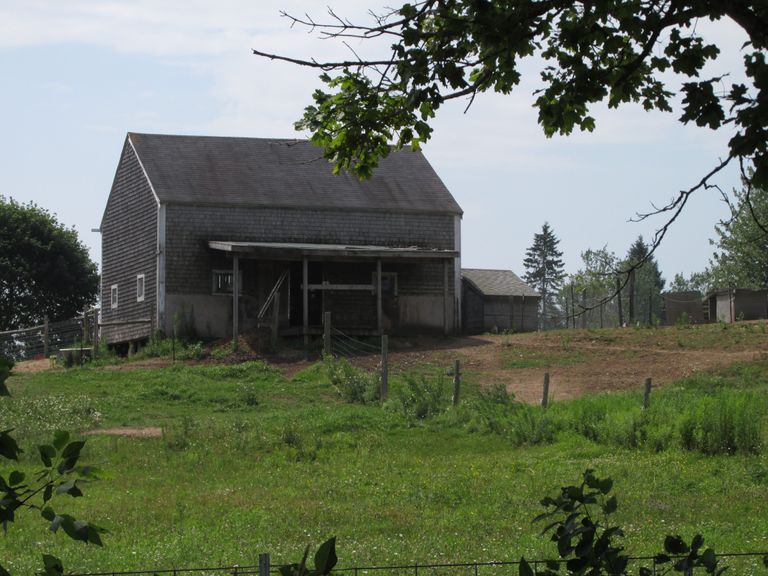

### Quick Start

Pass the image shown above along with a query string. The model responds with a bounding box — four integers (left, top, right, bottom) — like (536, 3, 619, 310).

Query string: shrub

(679, 392, 763, 454)
(391, 372, 449, 422)
(324, 356, 379, 404)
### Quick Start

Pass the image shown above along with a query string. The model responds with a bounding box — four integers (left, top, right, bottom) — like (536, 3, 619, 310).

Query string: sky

(0, 1, 752, 282)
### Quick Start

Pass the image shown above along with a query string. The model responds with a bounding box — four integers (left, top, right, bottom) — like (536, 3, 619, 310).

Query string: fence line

(67, 551, 768, 576)
(0, 312, 99, 361)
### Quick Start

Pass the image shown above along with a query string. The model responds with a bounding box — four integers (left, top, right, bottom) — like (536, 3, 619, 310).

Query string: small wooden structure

(704, 288, 768, 323)
(461, 268, 540, 333)
(662, 291, 704, 324)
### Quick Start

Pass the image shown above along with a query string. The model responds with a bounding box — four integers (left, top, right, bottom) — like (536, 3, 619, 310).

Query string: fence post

(452, 359, 461, 406)
(542, 372, 550, 408)
(643, 377, 652, 410)
(43, 316, 49, 358)
(380, 334, 389, 401)
(259, 553, 270, 576)
(323, 310, 331, 356)
(272, 292, 281, 349)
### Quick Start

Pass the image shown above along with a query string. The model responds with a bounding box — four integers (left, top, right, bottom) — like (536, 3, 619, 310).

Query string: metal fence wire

(330, 327, 381, 358)
(66, 551, 768, 576)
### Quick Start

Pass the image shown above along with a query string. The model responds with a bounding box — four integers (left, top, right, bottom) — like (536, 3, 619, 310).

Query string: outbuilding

(704, 288, 768, 323)
(461, 268, 539, 333)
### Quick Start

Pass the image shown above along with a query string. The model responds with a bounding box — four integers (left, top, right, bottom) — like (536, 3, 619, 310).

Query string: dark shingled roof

(128, 133, 462, 215)
(462, 269, 540, 297)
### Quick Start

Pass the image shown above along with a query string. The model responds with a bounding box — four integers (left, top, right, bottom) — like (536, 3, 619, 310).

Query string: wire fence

(330, 326, 381, 359)
(66, 551, 768, 576)
(0, 312, 98, 361)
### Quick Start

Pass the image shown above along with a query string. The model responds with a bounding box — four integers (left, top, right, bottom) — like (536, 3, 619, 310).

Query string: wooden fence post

(323, 310, 331, 356)
(542, 372, 550, 408)
(258, 553, 270, 576)
(452, 359, 461, 406)
(380, 335, 389, 401)
(271, 292, 281, 349)
(643, 377, 652, 410)
(43, 316, 49, 358)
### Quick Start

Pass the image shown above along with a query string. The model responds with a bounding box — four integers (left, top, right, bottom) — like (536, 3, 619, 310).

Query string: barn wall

(101, 140, 158, 345)
(734, 289, 768, 320)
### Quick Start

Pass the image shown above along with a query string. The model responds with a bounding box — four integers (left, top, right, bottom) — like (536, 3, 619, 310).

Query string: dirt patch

(84, 427, 162, 438)
(12, 358, 54, 373)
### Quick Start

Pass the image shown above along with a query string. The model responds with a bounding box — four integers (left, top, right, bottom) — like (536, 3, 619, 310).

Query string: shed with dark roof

(461, 269, 540, 333)
(100, 133, 463, 347)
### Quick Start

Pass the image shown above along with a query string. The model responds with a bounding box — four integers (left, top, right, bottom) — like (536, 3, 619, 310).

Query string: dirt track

(14, 324, 768, 403)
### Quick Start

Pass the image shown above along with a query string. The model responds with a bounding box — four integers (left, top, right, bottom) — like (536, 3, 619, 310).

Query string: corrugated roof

(462, 268, 540, 297)
(127, 133, 462, 215)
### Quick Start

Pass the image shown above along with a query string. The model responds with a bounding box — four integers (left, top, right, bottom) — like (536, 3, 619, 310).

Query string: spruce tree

(523, 222, 565, 330)
(623, 236, 665, 325)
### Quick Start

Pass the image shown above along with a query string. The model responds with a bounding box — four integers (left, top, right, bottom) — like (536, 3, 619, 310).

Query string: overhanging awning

(208, 241, 458, 259)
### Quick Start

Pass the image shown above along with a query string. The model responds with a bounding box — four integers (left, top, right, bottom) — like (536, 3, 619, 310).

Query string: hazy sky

(0, 1, 751, 281)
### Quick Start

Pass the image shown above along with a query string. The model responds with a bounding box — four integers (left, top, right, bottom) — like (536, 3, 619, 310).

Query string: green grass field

(2, 330, 768, 574)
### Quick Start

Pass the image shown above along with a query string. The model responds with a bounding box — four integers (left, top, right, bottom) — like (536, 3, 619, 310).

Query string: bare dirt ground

(13, 323, 768, 403)
(83, 427, 162, 438)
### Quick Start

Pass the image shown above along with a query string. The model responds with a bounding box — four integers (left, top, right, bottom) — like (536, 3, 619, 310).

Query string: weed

(325, 355, 379, 404)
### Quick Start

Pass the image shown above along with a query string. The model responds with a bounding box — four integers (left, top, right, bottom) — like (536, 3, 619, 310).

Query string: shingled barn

(100, 133, 463, 348)
(461, 268, 540, 333)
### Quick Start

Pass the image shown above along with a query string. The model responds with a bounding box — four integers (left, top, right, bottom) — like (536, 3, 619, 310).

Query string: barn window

(212, 270, 241, 295)
(136, 274, 145, 302)
(110, 284, 118, 309)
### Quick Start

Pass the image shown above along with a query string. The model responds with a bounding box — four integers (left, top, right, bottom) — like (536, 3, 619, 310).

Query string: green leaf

(39, 554, 64, 576)
(8, 470, 25, 486)
(0, 430, 21, 460)
(55, 479, 83, 498)
(664, 535, 689, 554)
(0, 561, 11, 576)
(700, 548, 717, 571)
(519, 557, 534, 576)
(691, 534, 704, 553)
(602, 495, 617, 514)
(52, 431, 70, 452)
(313, 537, 338, 574)
(38, 445, 55, 468)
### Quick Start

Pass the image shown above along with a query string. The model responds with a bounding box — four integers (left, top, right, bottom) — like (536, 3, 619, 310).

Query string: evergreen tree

(623, 236, 665, 325)
(523, 223, 565, 330)
(709, 181, 768, 289)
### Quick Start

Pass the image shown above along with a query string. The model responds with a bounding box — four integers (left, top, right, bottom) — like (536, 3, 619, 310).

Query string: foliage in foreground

(0, 363, 103, 576)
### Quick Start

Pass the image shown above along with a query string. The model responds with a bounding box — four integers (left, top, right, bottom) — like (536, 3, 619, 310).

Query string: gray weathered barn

(704, 288, 768, 323)
(461, 269, 539, 333)
(100, 133, 463, 346)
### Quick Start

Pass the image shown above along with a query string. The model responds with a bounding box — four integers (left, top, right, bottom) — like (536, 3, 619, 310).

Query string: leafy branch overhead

(255, 1, 767, 261)
(257, 1, 766, 180)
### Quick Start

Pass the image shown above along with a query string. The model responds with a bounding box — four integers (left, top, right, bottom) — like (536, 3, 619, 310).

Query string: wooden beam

(302, 257, 308, 343)
(307, 283, 375, 291)
(443, 259, 449, 336)
(376, 260, 382, 334)
(233, 254, 239, 351)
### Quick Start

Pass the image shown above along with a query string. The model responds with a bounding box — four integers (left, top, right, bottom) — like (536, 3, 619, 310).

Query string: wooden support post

(380, 335, 389, 401)
(82, 312, 88, 345)
(570, 283, 576, 329)
(443, 259, 449, 336)
(232, 254, 240, 352)
(581, 289, 587, 329)
(452, 359, 461, 406)
(376, 260, 382, 334)
(643, 377, 652, 410)
(302, 257, 309, 345)
(271, 292, 281, 349)
(43, 316, 49, 358)
(542, 372, 550, 408)
(258, 553, 270, 576)
(628, 269, 636, 325)
(323, 310, 331, 356)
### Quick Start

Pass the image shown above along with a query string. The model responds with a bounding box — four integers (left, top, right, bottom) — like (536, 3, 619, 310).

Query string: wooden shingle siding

(164, 205, 455, 294)
(101, 140, 158, 344)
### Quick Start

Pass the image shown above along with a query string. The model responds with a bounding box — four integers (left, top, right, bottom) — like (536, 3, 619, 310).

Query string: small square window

(212, 270, 242, 295)
(136, 274, 145, 302)
(110, 284, 118, 309)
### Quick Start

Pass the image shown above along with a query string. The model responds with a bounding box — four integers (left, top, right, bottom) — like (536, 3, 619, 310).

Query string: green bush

(391, 372, 449, 422)
(679, 392, 763, 454)
(324, 356, 379, 404)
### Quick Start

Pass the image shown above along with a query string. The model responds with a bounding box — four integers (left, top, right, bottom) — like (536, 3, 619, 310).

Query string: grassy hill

(2, 323, 768, 574)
